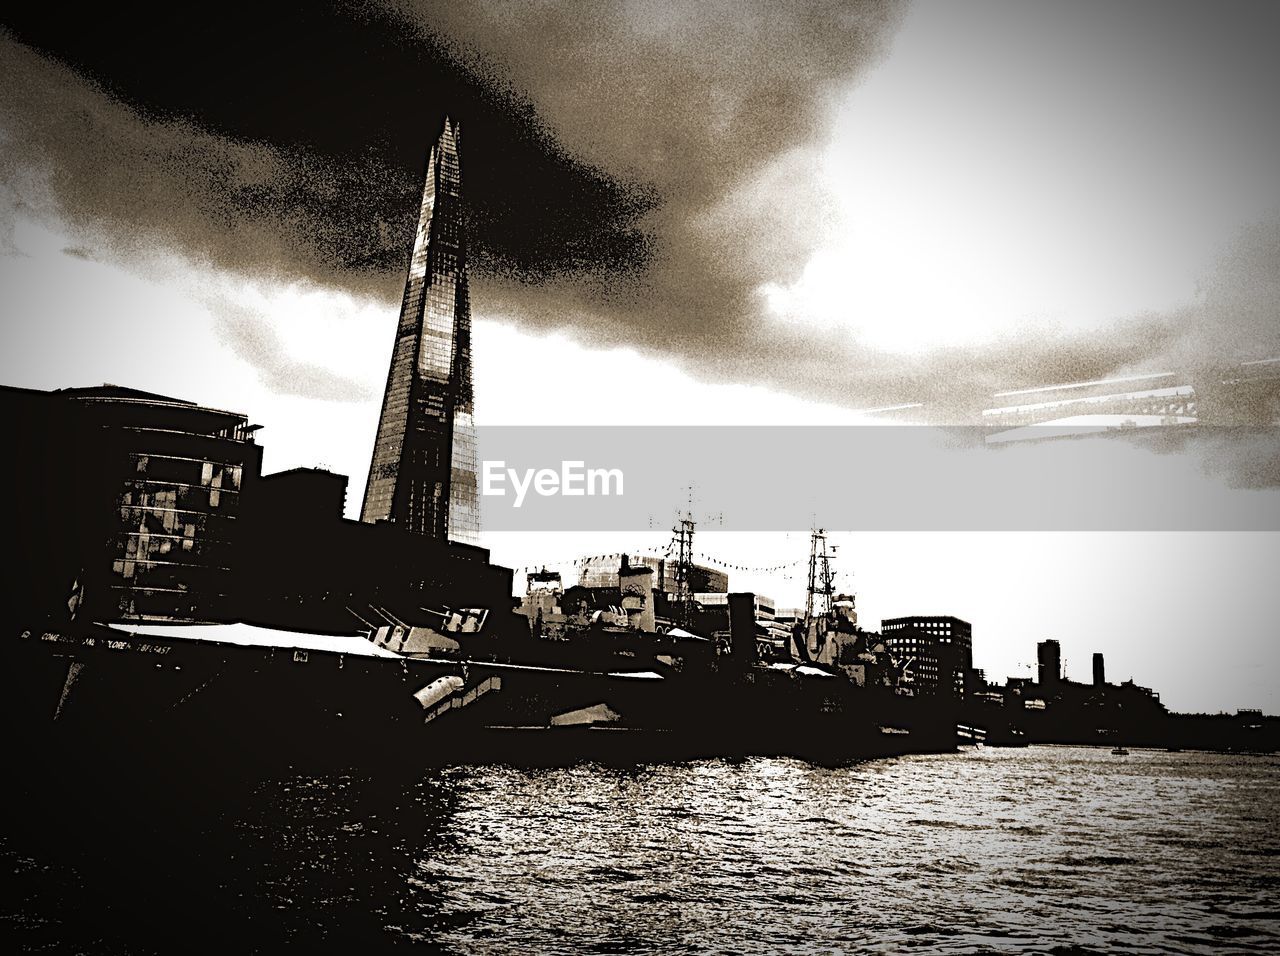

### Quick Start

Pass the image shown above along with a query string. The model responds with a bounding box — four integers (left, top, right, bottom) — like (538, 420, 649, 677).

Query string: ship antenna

(803, 528, 836, 631)
(673, 511, 696, 626)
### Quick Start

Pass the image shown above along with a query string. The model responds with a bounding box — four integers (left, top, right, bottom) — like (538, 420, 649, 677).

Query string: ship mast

(803, 528, 836, 631)
(672, 514, 696, 626)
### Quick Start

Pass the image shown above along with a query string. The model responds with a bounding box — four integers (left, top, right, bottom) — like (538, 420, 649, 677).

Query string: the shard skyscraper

(361, 117, 479, 544)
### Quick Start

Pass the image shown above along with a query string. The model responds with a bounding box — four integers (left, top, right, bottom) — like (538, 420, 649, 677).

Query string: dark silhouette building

(259, 467, 349, 520)
(882, 616, 973, 698)
(5, 382, 513, 634)
(4, 384, 263, 623)
(237, 466, 509, 634)
(1037, 638, 1062, 687)
(1093, 651, 1106, 686)
(361, 116, 478, 544)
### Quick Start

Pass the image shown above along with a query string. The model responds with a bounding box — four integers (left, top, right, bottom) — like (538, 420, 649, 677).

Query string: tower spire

(361, 117, 479, 543)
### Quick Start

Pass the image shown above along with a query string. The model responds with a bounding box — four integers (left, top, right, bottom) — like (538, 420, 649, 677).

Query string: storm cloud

(2, 0, 1278, 417)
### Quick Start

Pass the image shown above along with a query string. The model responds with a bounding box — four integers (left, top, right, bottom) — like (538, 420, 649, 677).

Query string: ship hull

(8, 625, 956, 770)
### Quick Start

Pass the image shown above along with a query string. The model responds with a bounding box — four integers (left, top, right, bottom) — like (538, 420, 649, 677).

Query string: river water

(5, 746, 1278, 953)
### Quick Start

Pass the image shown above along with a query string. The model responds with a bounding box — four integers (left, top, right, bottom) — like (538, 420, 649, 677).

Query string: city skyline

(2, 1, 1278, 714)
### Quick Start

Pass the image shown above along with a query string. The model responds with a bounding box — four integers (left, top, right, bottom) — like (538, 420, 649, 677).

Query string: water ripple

(4, 746, 1278, 953)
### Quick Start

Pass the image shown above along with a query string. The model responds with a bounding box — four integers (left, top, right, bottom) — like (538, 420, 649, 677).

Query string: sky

(2, 1, 1278, 712)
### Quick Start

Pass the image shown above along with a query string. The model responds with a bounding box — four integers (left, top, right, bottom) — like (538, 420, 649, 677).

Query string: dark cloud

(1, 2, 1278, 420)
(0, 3, 656, 290)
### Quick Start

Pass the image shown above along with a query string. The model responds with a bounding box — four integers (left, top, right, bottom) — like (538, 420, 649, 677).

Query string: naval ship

(10, 536, 958, 768)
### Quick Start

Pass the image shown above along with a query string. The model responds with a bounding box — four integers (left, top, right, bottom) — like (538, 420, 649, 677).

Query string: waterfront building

(6, 381, 513, 632)
(361, 116, 478, 544)
(5, 384, 263, 623)
(881, 615, 973, 697)
(987, 639, 1174, 746)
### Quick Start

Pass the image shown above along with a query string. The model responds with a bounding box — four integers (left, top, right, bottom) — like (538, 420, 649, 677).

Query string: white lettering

(510, 466, 536, 508)
(482, 460, 506, 496)
(588, 467, 624, 497)
(481, 461, 624, 506)
(561, 460, 585, 495)
(533, 468, 559, 497)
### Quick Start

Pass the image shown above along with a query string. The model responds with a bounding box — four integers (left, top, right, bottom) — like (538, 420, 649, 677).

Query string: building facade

(576, 554, 728, 594)
(881, 615, 974, 698)
(5, 384, 263, 623)
(7, 380, 515, 632)
(693, 592, 774, 618)
(361, 117, 479, 544)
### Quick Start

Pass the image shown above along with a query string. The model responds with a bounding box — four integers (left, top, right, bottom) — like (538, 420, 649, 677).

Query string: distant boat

(1111, 746, 1129, 755)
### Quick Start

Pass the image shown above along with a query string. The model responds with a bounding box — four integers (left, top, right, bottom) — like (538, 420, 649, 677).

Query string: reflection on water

(4, 747, 1278, 953)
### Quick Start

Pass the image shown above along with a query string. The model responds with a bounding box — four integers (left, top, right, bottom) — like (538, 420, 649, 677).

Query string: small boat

(1111, 746, 1129, 755)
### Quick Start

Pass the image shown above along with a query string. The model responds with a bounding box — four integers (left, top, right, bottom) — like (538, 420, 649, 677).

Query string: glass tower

(361, 117, 479, 544)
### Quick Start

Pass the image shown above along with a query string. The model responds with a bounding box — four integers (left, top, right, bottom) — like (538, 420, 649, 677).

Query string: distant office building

(694, 592, 774, 619)
(362, 116, 478, 544)
(576, 555, 728, 595)
(882, 616, 974, 697)
(578, 554, 658, 589)
(672, 562, 728, 594)
(1093, 652, 1106, 686)
(1037, 639, 1062, 687)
